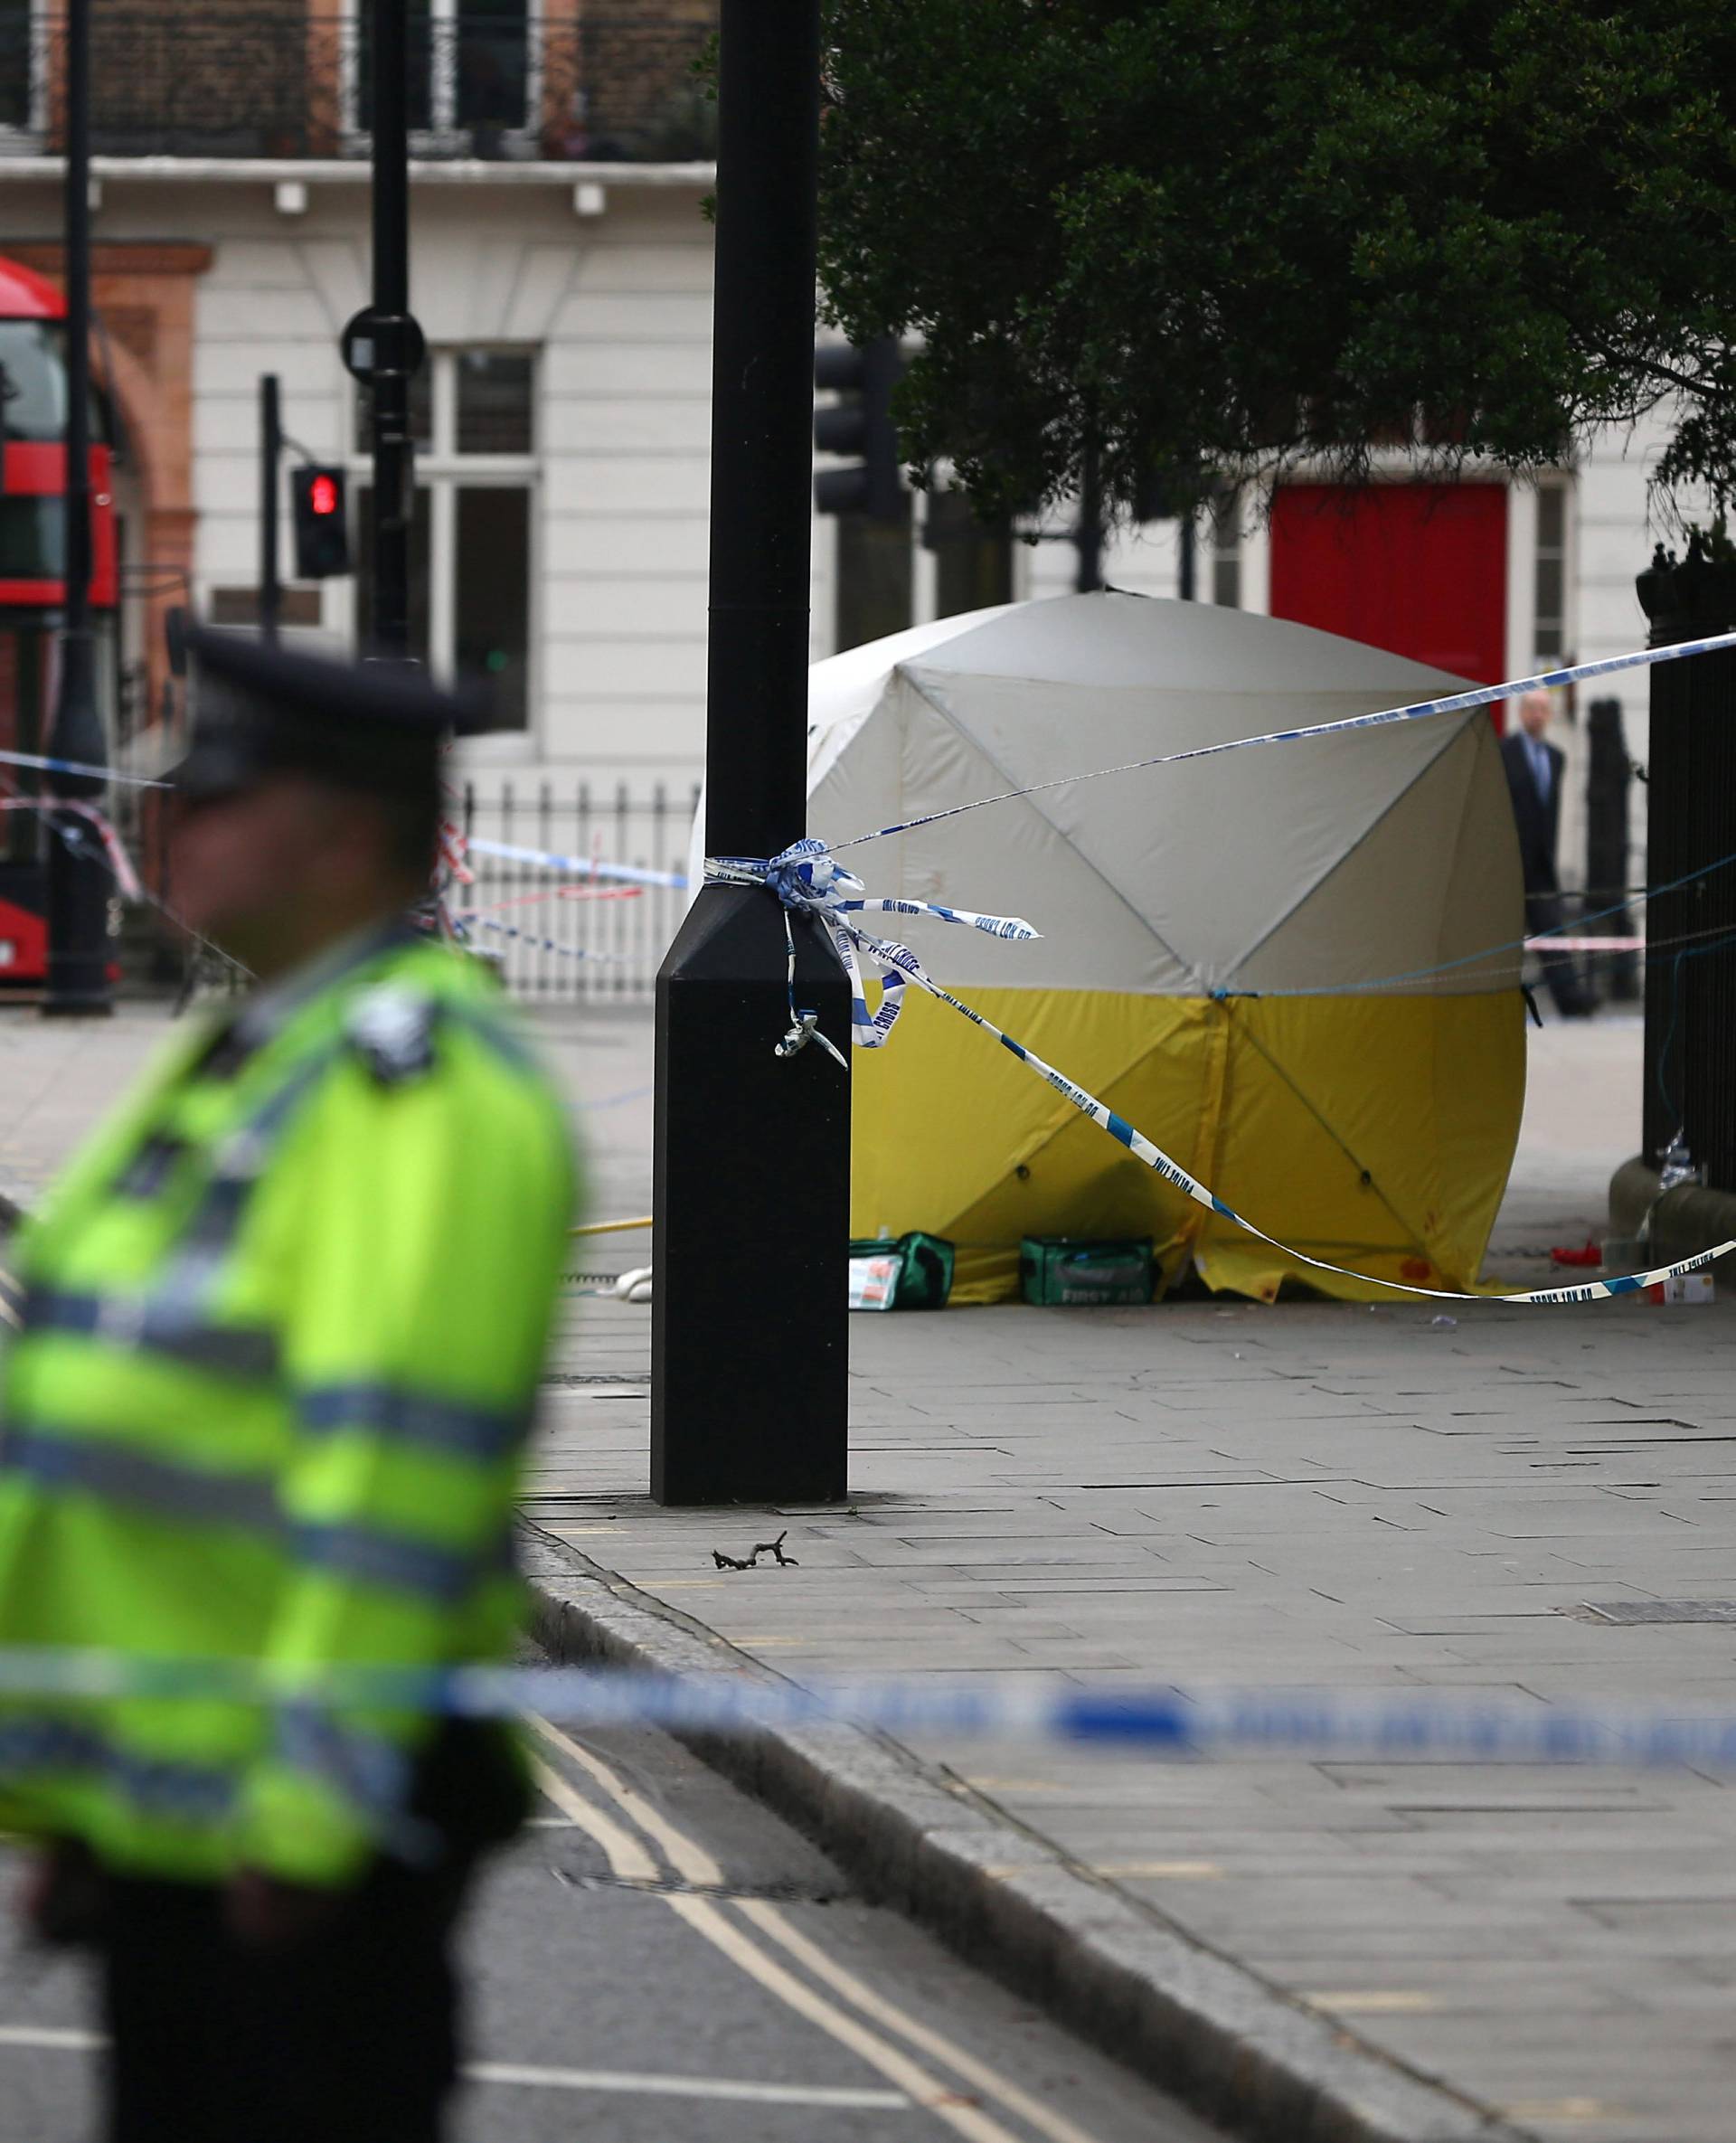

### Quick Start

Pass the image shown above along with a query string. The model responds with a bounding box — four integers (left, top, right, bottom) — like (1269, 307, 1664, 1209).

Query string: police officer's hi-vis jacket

(0, 924, 576, 1886)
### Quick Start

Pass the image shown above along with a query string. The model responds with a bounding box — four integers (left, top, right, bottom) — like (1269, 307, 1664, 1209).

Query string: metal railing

(457, 779, 696, 1000)
(1, 13, 717, 165)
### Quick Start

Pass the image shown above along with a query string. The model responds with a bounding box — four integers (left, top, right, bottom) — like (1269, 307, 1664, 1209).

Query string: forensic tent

(799, 590, 1526, 1304)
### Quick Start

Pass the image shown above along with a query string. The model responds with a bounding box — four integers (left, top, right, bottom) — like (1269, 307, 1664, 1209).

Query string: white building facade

(0, 23, 1689, 940)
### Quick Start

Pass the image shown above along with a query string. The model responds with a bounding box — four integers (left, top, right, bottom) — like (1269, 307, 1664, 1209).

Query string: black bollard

(650, 0, 849, 1507)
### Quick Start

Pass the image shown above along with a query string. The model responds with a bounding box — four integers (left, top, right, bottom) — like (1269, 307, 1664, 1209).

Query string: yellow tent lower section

(849, 986, 1525, 1305)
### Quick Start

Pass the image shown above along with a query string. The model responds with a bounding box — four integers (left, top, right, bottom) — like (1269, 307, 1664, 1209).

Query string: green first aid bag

(1020, 1237, 1155, 1307)
(847, 1232, 956, 1311)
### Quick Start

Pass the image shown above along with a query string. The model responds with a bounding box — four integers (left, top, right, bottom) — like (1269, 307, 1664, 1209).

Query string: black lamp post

(42, 0, 113, 1017)
(650, 0, 850, 1506)
(259, 373, 282, 646)
(367, 0, 415, 660)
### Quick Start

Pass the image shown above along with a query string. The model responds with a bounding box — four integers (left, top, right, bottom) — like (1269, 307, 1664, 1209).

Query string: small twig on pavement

(711, 1529, 799, 1572)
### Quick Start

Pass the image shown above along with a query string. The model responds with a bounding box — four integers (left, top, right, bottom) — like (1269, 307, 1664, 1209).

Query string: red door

(1269, 484, 1507, 687)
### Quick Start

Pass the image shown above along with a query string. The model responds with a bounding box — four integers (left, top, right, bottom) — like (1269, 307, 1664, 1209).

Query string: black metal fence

(457, 779, 696, 999)
(1, 12, 717, 164)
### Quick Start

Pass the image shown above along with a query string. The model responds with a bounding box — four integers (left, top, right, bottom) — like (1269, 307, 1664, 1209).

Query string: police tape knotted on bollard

(709, 836, 1040, 1059)
(705, 840, 1734, 1308)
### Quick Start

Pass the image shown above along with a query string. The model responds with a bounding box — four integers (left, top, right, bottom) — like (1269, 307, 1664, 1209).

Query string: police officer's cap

(174, 624, 489, 803)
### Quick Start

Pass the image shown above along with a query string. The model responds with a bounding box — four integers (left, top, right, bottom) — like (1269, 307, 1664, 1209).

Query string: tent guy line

(714, 837, 1731, 1307)
(816, 628, 1736, 859)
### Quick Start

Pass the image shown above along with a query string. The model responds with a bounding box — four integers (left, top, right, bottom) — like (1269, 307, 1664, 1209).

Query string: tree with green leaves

(816, 0, 1736, 524)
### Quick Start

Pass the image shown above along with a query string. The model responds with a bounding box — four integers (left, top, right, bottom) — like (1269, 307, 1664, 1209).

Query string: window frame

(338, 0, 542, 153)
(0, 0, 49, 141)
(1532, 477, 1571, 663)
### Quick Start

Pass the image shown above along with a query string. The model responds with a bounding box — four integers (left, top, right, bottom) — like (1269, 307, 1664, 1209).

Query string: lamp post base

(41, 629, 115, 1020)
(41, 818, 115, 1018)
(651, 883, 850, 1507)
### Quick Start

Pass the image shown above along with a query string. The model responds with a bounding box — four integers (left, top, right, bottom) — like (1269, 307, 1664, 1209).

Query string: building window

(353, 0, 535, 146)
(456, 349, 533, 453)
(0, 0, 36, 132)
(353, 347, 535, 732)
(1534, 485, 1567, 659)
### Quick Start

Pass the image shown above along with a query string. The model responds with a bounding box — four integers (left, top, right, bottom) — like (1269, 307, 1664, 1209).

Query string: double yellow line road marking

(530, 1714, 1106, 2143)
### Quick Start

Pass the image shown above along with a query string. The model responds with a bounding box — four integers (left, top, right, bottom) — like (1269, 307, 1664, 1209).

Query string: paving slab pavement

(10, 1002, 1736, 2139)
(532, 1007, 1736, 2143)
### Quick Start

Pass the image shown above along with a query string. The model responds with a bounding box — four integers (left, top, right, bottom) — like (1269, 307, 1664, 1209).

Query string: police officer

(0, 627, 577, 2141)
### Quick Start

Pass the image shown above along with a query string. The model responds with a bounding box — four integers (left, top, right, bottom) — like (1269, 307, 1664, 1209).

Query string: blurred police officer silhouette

(0, 626, 577, 2142)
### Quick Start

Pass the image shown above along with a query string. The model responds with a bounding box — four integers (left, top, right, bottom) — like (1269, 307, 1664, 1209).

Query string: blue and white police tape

(0, 745, 168, 789)
(710, 839, 1038, 1053)
(820, 627, 1736, 858)
(454, 914, 627, 964)
(465, 836, 687, 891)
(1, 799, 144, 902)
(713, 839, 1733, 1306)
(4, 1648, 1736, 1769)
(771, 906, 851, 1068)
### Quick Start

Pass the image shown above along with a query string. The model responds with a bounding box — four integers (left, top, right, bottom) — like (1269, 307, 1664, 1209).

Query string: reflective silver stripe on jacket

(22, 1289, 279, 1381)
(291, 1521, 477, 1606)
(16, 1046, 346, 1383)
(0, 1429, 481, 1604)
(0, 1430, 281, 1533)
(297, 1383, 528, 1462)
(178, 1045, 344, 1254)
(0, 1711, 237, 1820)
(274, 1699, 410, 1818)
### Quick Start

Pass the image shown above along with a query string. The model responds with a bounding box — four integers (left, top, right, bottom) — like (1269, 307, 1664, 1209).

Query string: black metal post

(651, 0, 848, 1506)
(42, 0, 112, 1017)
(1178, 515, 1197, 601)
(259, 373, 282, 645)
(1074, 434, 1104, 593)
(369, 0, 412, 659)
(1637, 541, 1736, 1179)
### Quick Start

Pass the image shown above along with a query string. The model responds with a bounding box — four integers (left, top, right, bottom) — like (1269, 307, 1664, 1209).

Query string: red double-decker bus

(0, 252, 119, 987)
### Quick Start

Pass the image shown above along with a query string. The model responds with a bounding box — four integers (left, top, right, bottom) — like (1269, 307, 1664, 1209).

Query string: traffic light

(290, 465, 351, 579)
(814, 337, 904, 521)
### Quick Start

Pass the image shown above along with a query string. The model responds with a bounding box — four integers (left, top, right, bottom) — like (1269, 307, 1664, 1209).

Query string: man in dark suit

(1501, 688, 1594, 1016)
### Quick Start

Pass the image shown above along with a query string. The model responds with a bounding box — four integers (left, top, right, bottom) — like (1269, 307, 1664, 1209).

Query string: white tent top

(803, 590, 1521, 1000)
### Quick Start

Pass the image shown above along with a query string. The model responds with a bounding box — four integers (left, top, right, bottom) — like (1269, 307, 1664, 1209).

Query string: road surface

(0, 1666, 1224, 2143)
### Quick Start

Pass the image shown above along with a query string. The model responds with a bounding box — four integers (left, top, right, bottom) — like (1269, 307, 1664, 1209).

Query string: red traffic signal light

(291, 465, 351, 579)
